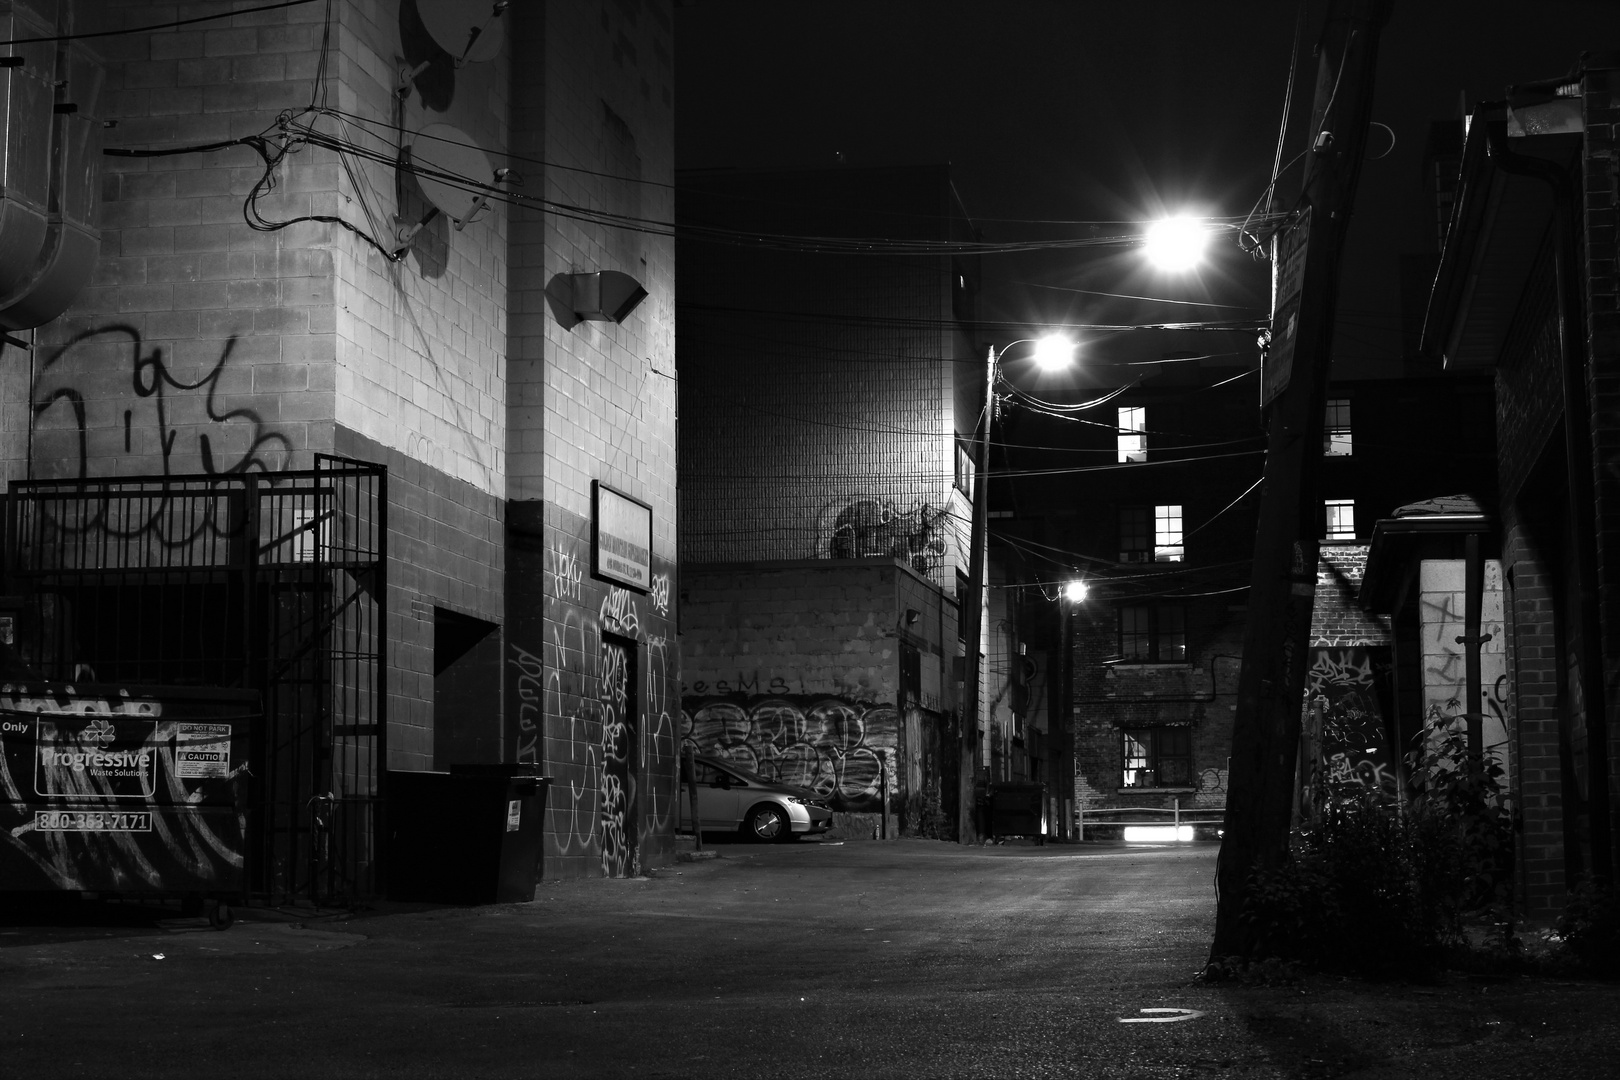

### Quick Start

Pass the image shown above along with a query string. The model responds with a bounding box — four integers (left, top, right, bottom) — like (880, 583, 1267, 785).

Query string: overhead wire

(0, 0, 318, 45)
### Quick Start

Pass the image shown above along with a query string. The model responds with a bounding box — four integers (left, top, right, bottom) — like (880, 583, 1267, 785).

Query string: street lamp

(1143, 215, 1210, 272)
(959, 335, 1074, 844)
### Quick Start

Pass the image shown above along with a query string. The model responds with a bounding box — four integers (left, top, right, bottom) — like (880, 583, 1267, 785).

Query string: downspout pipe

(1485, 119, 1612, 882)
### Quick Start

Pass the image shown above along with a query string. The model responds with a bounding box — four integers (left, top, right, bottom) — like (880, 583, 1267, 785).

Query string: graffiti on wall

(33, 325, 290, 480)
(513, 529, 676, 878)
(681, 697, 897, 813)
(598, 638, 636, 877)
(819, 498, 949, 576)
(1306, 647, 1397, 797)
(1419, 580, 1509, 752)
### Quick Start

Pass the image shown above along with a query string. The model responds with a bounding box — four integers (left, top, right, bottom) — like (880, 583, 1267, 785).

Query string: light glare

(1144, 217, 1208, 271)
(1123, 825, 1196, 842)
(1063, 580, 1088, 603)
(1032, 334, 1075, 372)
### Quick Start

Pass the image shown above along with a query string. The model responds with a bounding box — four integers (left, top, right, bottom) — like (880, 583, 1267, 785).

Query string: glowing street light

(1062, 579, 1089, 604)
(1032, 333, 1077, 372)
(1143, 215, 1210, 272)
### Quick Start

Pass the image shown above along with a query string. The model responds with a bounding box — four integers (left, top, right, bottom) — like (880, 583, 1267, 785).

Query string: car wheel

(743, 803, 790, 843)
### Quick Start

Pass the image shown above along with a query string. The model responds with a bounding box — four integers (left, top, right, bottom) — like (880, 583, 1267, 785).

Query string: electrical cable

(0, 0, 318, 45)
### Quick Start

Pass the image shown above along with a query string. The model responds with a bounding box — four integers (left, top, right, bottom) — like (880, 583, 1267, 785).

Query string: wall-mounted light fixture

(545, 270, 648, 329)
(904, 608, 921, 626)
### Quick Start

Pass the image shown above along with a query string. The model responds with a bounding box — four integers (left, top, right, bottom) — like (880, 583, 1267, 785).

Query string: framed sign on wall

(593, 481, 652, 592)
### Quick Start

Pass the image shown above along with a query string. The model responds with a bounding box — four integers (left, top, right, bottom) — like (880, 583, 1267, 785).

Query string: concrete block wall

(1416, 559, 1508, 750)
(680, 560, 932, 831)
(330, 0, 510, 498)
(502, 0, 679, 879)
(14, 0, 339, 484)
(677, 167, 970, 594)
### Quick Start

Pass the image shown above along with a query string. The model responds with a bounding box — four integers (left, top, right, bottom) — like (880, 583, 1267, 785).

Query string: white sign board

(593, 482, 652, 592)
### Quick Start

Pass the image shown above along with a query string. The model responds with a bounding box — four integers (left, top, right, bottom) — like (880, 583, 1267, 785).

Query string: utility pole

(958, 345, 996, 845)
(1210, 0, 1391, 961)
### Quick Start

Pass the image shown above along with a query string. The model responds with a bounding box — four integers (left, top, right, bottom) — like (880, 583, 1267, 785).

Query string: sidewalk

(2, 838, 1618, 1078)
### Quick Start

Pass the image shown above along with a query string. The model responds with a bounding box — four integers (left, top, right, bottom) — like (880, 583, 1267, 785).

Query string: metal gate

(4, 456, 387, 903)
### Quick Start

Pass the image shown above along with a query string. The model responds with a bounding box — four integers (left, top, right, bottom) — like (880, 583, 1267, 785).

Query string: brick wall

(1069, 598, 1246, 814)
(1579, 62, 1620, 878)
(1311, 543, 1391, 646)
(502, 0, 679, 879)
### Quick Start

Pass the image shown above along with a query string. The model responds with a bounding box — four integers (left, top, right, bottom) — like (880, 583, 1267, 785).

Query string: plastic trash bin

(987, 781, 1047, 844)
(386, 766, 550, 903)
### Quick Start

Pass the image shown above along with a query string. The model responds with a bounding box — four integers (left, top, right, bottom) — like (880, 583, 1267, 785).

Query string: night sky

(676, 0, 1617, 379)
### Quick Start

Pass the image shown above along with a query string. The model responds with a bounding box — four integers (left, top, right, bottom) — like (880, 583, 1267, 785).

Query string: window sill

(1115, 787, 1196, 794)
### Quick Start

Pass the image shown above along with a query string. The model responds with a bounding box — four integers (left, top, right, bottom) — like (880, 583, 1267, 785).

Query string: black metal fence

(5, 456, 387, 904)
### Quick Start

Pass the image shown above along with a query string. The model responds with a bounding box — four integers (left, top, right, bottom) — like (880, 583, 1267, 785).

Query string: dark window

(955, 439, 975, 499)
(1121, 727, 1193, 788)
(956, 571, 969, 640)
(1117, 604, 1186, 662)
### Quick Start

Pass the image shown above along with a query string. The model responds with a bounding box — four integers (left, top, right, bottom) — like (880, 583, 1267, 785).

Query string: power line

(0, 0, 318, 45)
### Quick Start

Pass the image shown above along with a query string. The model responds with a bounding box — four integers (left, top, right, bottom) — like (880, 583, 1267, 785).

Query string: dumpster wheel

(206, 900, 234, 931)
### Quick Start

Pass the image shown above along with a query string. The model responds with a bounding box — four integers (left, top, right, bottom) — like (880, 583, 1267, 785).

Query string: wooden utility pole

(958, 345, 997, 845)
(1209, 0, 1391, 961)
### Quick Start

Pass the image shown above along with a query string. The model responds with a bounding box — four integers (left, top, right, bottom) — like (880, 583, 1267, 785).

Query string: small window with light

(1325, 499, 1356, 539)
(1324, 398, 1352, 456)
(1119, 504, 1184, 564)
(1122, 727, 1193, 788)
(1118, 406, 1147, 463)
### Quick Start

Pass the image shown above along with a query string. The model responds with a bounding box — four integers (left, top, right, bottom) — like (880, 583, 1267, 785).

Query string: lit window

(1154, 504, 1184, 563)
(1119, 505, 1184, 563)
(1118, 406, 1146, 463)
(1122, 727, 1193, 788)
(1324, 399, 1352, 456)
(1117, 604, 1186, 662)
(1325, 499, 1356, 539)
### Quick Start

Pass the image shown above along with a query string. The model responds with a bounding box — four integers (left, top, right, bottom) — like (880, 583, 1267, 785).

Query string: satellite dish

(409, 123, 494, 227)
(417, 0, 507, 66)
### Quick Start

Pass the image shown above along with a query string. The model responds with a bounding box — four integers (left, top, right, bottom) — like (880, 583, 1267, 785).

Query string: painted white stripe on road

(1119, 1008, 1204, 1023)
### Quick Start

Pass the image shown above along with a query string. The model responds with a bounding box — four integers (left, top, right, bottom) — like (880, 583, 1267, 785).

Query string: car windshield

(711, 760, 773, 786)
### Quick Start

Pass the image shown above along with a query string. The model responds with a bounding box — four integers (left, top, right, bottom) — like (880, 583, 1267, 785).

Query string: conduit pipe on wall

(0, 4, 60, 303)
(0, 37, 103, 331)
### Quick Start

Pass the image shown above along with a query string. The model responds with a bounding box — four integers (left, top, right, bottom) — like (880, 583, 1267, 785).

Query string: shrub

(1556, 879, 1620, 971)
(1239, 701, 1514, 975)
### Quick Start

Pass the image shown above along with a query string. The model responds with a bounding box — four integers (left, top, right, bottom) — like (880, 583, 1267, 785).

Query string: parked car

(679, 753, 832, 841)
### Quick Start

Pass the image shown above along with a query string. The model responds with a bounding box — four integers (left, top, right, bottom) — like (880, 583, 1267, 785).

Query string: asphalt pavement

(2, 836, 1618, 1079)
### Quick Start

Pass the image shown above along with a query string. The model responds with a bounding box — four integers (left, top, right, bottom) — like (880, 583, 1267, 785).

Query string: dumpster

(386, 765, 549, 904)
(987, 781, 1047, 843)
(0, 681, 258, 925)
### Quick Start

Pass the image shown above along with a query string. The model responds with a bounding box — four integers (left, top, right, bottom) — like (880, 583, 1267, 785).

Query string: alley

(3, 839, 1619, 1078)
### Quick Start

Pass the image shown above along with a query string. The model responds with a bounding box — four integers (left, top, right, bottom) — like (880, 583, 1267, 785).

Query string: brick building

(998, 343, 1496, 835)
(675, 166, 974, 837)
(1417, 54, 1620, 921)
(0, 0, 678, 897)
